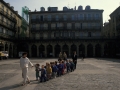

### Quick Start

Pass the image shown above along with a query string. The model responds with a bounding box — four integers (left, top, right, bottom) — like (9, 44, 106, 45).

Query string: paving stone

(0, 73, 18, 83)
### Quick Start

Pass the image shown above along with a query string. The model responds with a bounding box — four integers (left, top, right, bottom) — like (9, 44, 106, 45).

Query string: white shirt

(20, 57, 33, 68)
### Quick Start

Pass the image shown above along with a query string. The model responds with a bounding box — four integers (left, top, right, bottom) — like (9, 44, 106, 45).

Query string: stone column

(101, 44, 104, 57)
(76, 45, 79, 57)
(85, 44, 87, 57)
(11, 44, 13, 58)
(3, 43, 5, 51)
(53, 45, 55, 57)
(37, 44, 39, 57)
(68, 45, 71, 58)
(44, 44, 47, 58)
(93, 44, 95, 57)
(8, 44, 9, 57)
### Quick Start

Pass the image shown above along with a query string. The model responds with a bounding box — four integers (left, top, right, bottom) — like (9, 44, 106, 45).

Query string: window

(95, 14, 100, 20)
(2, 5, 4, 11)
(88, 32, 91, 37)
(63, 15, 67, 21)
(11, 13, 13, 17)
(47, 15, 51, 21)
(6, 29, 8, 35)
(51, 23, 56, 29)
(0, 27, 3, 33)
(32, 25, 36, 29)
(40, 24, 44, 30)
(56, 15, 59, 21)
(1, 16, 4, 22)
(75, 23, 80, 29)
(78, 14, 84, 20)
(72, 15, 75, 20)
(6, 9, 9, 15)
(70, 32, 75, 38)
(32, 15, 36, 19)
(87, 14, 92, 20)
(67, 23, 72, 29)
(35, 34, 40, 39)
(87, 23, 91, 29)
(40, 15, 44, 21)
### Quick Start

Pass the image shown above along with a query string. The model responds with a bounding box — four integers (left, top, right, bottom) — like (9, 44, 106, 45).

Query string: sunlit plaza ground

(0, 58, 120, 90)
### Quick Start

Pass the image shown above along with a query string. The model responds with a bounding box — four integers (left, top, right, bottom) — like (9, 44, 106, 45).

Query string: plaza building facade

(17, 6, 108, 58)
(0, 0, 29, 58)
(103, 6, 120, 57)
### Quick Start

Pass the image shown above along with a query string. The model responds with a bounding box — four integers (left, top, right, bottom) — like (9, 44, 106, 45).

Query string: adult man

(72, 51, 77, 69)
(20, 52, 33, 85)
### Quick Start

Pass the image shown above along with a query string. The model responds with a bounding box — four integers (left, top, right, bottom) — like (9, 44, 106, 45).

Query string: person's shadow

(0, 84, 22, 90)
(0, 80, 39, 90)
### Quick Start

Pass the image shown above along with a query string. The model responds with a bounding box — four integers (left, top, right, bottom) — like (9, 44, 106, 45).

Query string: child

(52, 62, 58, 78)
(55, 61, 59, 76)
(62, 60, 66, 75)
(70, 60, 75, 72)
(66, 60, 70, 72)
(58, 61, 63, 76)
(46, 63, 52, 80)
(35, 64, 40, 81)
(40, 65, 46, 82)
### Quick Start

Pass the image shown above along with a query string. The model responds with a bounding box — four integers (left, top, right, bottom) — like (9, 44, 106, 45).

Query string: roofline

(0, 0, 21, 19)
(109, 6, 120, 17)
(29, 10, 104, 14)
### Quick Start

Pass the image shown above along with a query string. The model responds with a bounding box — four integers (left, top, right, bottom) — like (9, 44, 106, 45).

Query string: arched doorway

(9, 44, 12, 58)
(47, 45, 53, 57)
(95, 44, 101, 57)
(0, 43, 4, 51)
(62, 44, 69, 57)
(5, 43, 8, 51)
(71, 44, 77, 57)
(79, 44, 85, 57)
(13, 45, 17, 58)
(55, 45, 61, 57)
(104, 44, 108, 57)
(39, 45, 45, 58)
(87, 44, 93, 57)
(31, 45, 37, 57)
(17, 43, 29, 57)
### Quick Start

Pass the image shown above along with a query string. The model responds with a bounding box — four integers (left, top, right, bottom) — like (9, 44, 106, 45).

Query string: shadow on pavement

(95, 58, 120, 63)
(0, 84, 22, 90)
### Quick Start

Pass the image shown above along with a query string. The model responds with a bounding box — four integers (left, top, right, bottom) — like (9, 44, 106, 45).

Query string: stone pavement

(0, 58, 120, 90)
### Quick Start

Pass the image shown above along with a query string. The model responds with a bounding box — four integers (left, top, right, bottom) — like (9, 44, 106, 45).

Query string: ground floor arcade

(0, 40, 118, 58)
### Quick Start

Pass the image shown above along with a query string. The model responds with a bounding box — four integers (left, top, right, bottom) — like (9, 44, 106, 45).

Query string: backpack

(66, 63, 70, 67)
(53, 65, 58, 72)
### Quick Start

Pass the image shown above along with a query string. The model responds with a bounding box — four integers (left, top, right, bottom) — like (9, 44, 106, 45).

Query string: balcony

(0, 19, 15, 31)
(30, 26, 101, 32)
(30, 17, 101, 23)
(0, 8, 17, 23)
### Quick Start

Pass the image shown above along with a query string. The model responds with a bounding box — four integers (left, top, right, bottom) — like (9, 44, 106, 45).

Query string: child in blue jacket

(40, 65, 47, 82)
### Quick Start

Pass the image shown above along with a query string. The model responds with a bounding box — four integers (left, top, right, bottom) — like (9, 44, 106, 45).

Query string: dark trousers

(40, 75, 46, 82)
(74, 62, 77, 69)
(36, 72, 39, 79)
(67, 66, 70, 72)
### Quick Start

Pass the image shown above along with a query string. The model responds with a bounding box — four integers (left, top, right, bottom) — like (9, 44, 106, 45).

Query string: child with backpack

(62, 60, 66, 75)
(52, 62, 58, 78)
(69, 60, 75, 72)
(46, 63, 52, 80)
(35, 64, 40, 81)
(66, 60, 70, 72)
(58, 61, 63, 76)
(40, 65, 47, 82)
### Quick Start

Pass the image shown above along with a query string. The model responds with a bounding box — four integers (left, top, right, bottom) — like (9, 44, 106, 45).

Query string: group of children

(35, 60, 75, 82)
